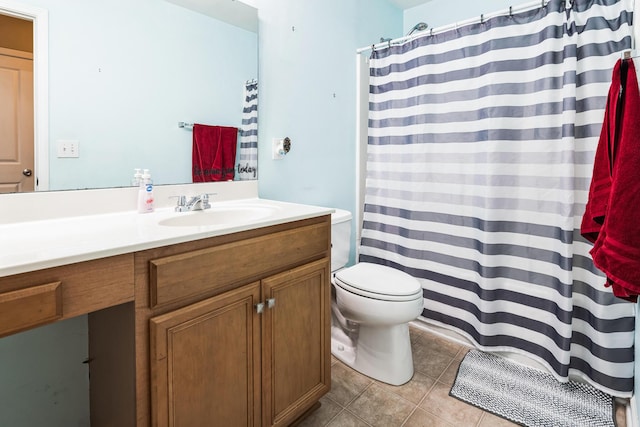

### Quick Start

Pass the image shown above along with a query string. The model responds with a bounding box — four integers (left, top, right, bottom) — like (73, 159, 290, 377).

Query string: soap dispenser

(137, 169, 154, 213)
(132, 168, 143, 187)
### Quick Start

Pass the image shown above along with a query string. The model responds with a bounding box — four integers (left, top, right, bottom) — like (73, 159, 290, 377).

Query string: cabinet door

(261, 259, 331, 427)
(150, 282, 261, 427)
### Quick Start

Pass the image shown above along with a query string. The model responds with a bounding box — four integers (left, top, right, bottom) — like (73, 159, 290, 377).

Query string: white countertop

(0, 183, 333, 277)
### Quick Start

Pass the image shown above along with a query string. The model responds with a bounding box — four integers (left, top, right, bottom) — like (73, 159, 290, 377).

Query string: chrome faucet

(174, 194, 213, 212)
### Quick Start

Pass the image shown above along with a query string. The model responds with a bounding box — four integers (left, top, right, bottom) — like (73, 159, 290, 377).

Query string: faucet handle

(201, 193, 214, 209)
(170, 195, 188, 212)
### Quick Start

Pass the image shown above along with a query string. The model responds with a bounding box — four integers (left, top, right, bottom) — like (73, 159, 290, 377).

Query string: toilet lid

(334, 263, 422, 298)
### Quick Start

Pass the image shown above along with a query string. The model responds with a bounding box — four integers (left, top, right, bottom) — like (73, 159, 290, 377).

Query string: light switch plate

(57, 140, 79, 158)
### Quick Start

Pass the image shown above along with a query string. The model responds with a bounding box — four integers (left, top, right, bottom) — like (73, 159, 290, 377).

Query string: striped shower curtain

(360, 0, 635, 396)
(236, 80, 258, 180)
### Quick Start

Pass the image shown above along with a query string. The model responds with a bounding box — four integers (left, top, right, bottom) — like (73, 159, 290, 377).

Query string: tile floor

(298, 327, 628, 427)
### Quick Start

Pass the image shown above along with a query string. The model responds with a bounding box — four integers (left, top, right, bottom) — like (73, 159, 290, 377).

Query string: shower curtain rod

(356, 0, 549, 53)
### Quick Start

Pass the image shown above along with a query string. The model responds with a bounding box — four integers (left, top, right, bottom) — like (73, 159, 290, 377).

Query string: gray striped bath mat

(449, 350, 616, 427)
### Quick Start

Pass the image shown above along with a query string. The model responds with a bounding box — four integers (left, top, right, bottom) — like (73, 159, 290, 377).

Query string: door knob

(23, 169, 33, 177)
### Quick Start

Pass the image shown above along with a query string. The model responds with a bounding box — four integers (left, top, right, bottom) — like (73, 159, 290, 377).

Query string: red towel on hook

(581, 61, 620, 243)
(192, 124, 238, 182)
(581, 58, 640, 301)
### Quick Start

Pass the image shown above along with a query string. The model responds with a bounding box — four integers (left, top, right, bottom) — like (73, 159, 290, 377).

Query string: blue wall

(257, 0, 403, 265)
(257, 0, 403, 213)
(0, 316, 88, 426)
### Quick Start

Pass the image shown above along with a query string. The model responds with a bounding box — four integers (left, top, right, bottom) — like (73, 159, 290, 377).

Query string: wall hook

(272, 137, 291, 159)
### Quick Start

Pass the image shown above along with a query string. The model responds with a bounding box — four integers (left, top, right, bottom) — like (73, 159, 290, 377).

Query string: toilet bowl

(330, 209, 424, 386)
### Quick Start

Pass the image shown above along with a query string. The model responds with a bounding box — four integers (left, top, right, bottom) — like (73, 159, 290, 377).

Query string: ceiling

(389, 0, 432, 9)
(164, 0, 431, 33)
(164, 0, 258, 32)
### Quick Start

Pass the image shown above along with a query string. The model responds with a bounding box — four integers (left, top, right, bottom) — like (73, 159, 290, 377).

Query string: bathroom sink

(158, 204, 279, 227)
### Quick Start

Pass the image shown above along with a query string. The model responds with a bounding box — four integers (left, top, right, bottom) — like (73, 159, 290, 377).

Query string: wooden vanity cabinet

(150, 281, 262, 427)
(0, 255, 136, 427)
(137, 215, 332, 427)
(261, 259, 329, 427)
(0, 254, 134, 338)
(0, 213, 330, 427)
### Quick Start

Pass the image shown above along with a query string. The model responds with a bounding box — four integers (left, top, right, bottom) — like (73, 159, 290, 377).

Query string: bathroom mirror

(0, 0, 258, 192)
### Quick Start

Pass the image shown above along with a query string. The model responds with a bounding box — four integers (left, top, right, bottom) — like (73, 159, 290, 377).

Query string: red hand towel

(192, 124, 238, 182)
(581, 60, 624, 243)
(582, 59, 640, 301)
(580, 103, 613, 243)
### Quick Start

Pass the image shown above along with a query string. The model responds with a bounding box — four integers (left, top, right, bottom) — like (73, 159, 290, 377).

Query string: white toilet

(330, 209, 424, 386)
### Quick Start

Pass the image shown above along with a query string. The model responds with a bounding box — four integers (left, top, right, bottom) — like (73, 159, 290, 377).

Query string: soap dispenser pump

(132, 168, 143, 186)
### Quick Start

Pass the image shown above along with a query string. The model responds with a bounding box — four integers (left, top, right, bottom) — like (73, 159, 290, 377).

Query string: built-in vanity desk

(0, 182, 333, 427)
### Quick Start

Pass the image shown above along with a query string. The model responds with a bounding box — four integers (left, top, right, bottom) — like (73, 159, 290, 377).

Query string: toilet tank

(331, 209, 352, 272)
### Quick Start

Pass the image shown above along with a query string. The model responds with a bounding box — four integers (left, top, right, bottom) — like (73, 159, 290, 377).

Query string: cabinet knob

(267, 298, 276, 309)
(255, 302, 265, 314)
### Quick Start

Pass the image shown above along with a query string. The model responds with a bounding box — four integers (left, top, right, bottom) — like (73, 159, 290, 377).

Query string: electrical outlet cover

(272, 138, 285, 160)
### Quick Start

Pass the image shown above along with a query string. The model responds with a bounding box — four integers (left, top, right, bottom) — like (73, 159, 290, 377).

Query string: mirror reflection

(0, 0, 258, 193)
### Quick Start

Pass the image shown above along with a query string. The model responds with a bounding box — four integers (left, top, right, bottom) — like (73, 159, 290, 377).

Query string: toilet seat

(334, 263, 422, 302)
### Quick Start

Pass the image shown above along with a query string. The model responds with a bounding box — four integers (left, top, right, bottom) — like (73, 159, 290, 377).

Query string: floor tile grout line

(384, 357, 454, 427)
(321, 392, 375, 427)
(399, 405, 419, 427)
(321, 407, 342, 427)
(325, 406, 373, 427)
(476, 411, 488, 427)
(353, 378, 375, 402)
(330, 358, 376, 408)
(434, 355, 458, 384)
(402, 409, 418, 427)
(342, 406, 375, 426)
(335, 367, 428, 427)
(409, 348, 475, 427)
(365, 380, 424, 425)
